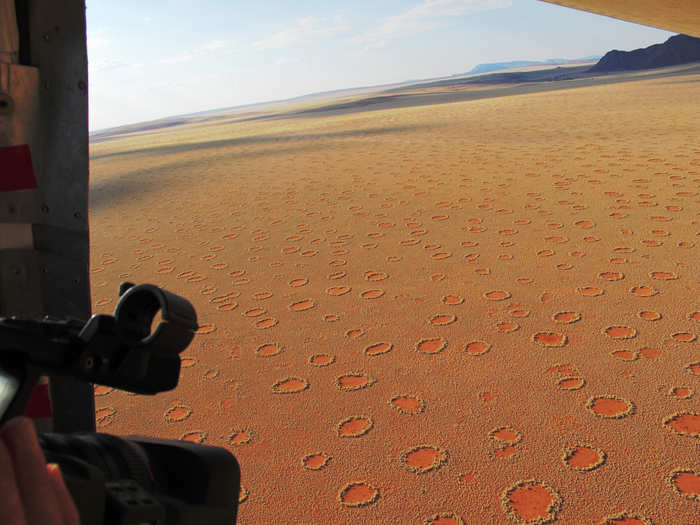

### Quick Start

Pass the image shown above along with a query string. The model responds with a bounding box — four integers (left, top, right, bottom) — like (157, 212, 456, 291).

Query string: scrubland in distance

(89, 72, 699, 525)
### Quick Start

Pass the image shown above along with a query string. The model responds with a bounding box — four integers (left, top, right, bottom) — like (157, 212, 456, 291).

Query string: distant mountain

(469, 61, 543, 74)
(467, 56, 600, 75)
(590, 34, 700, 72)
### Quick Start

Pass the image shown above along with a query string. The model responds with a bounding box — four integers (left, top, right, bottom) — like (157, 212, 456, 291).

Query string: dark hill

(590, 34, 700, 72)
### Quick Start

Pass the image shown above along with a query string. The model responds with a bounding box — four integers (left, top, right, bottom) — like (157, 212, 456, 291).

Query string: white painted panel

(0, 0, 19, 64)
(0, 222, 33, 249)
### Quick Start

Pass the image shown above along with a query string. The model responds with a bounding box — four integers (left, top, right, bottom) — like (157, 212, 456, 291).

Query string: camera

(0, 283, 241, 525)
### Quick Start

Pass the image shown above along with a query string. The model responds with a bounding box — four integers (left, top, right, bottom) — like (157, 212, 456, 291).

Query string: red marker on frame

(0, 145, 38, 191)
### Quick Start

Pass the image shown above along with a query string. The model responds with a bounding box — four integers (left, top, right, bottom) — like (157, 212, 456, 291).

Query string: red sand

(339, 482, 379, 507)
(337, 416, 373, 437)
(503, 480, 559, 522)
(403, 446, 448, 472)
(89, 73, 700, 524)
(303, 453, 330, 470)
(390, 395, 424, 414)
(565, 445, 604, 471)
(673, 472, 700, 497)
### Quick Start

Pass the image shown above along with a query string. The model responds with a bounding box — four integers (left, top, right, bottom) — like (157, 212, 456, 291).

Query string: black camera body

(0, 283, 241, 525)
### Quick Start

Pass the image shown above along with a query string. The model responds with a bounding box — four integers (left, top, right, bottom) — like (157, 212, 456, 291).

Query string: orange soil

(89, 73, 700, 524)
(416, 337, 447, 354)
(271, 377, 309, 393)
(364, 342, 392, 356)
(338, 416, 373, 437)
(403, 446, 448, 472)
(665, 413, 700, 436)
(673, 472, 700, 497)
(465, 341, 490, 356)
(494, 446, 517, 459)
(559, 377, 585, 391)
(503, 481, 559, 522)
(565, 446, 603, 470)
(390, 395, 424, 414)
(302, 453, 330, 470)
(588, 396, 633, 418)
(339, 481, 379, 507)
(428, 515, 463, 525)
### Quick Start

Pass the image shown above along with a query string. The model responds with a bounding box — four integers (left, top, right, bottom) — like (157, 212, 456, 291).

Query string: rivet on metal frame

(0, 92, 13, 115)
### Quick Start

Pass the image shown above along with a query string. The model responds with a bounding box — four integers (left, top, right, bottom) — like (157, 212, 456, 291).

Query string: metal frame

(1, 0, 94, 432)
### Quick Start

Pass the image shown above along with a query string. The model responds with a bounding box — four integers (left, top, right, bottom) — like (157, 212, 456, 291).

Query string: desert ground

(88, 71, 699, 524)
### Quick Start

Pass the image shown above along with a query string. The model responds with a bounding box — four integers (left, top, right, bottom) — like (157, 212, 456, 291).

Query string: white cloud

(275, 56, 302, 66)
(160, 53, 193, 65)
(87, 28, 110, 50)
(253, 15, 349, 50)
(200, 40, 227, 52)
(89, 58, 129, 72)
(159, 40, 231, 65)
(352, 0, 512, 52)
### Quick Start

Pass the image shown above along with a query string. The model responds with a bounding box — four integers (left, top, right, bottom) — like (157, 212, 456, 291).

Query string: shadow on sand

(89, 124, 438, 162)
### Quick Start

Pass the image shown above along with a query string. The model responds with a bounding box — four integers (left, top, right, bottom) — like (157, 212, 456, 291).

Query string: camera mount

(0, 282, 198, 426)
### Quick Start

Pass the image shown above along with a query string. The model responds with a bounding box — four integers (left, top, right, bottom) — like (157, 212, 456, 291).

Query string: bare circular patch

(630, 286, 658, 297)
(669, 387, 693, 400)
(489, 426, 522, 445)
(611, 349, 639, 361)
(599, 272, 624, 281)
(425, 512, 465, 525)
(180, 431, 207, 444)
(309, 354, 335, 367)
(650, 271, 678, 280)
(338, 481, 380, 507)
(666, 469, 700, 501)
(256, 343, 282, 357)
(302, 452, 331, 471)
(604, 325, 637, 339)
(364, 342, 393, 356)
(430, 314, 457, 326)
(290, 299, 316, 312)
(577, 287, 605, 297)
(637, 311, 662, 321)
(195, 323, 216, 334)
(663, 411, 700, 438)
(416, 337, 447, 354)
(271, 377, 309, 394)
(484, 290, 512, 301)
(228, 429, 254, 446)
(558, 377, 585, 391)
(255, 318, 278, 329)
(562, 444, 606, 472)
(672, 332, 696, 343)
(335, 372, 376, 391)
(553, 312, 581, 324)
(686, 362, 700, 376)
(401, 445, 449, 473)
(361, 289, 385, 299)
(532, 332, 568, 348)
(336, 416, 374, 438)
(586, 395, 634, 419)
(326, 286, 351, 296)
(442, 294, 465, 305)
(164, 404, 191, 423)
(501, 479, 561, 524)
(465, 341, 491, 356)
(390, 395, 425, 414)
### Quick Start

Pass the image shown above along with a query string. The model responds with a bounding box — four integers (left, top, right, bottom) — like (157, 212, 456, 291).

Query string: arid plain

(88, 71, 699, 524)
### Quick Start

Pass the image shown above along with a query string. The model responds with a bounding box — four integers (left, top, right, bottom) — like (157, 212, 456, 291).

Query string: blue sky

(86, 0, 673, 131)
